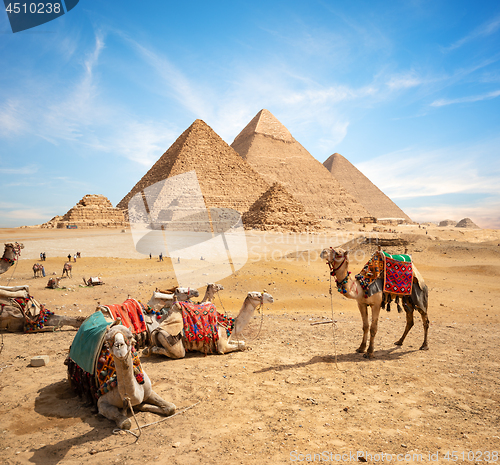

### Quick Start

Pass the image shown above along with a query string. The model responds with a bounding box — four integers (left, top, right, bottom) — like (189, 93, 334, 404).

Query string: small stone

(30, 355, 49, 367)
(172, 442, 181, 448)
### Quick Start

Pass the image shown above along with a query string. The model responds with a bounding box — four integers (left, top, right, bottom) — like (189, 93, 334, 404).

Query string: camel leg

(136, 390, 176, 416)
(219, 332, 246, 354)
(97, 398, 132, 430)
(145, 330, 186, 359)
(417, 309, 429, 350)
(395, 309, 414, 346)
(365, 304, 381, 358)
(356, 303, 369, 353)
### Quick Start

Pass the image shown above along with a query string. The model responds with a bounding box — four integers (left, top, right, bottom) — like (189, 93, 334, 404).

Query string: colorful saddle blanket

(356, 251, 413, 296)
(178, 302, 235, 353)
(103, 298, 147, 336)
(96, 345, 144, 398)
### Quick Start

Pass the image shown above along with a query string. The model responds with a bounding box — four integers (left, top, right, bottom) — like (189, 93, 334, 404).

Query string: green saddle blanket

(381, 251, 411, 262)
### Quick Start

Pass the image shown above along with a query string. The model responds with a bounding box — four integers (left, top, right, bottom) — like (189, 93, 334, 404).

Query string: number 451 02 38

(5, 3, 62, 14)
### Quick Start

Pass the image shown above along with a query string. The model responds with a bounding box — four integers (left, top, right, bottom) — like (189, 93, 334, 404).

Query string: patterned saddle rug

(356, 251, 413, 296)
(178, 302, 235, 354)
(102, 298, 148, 347)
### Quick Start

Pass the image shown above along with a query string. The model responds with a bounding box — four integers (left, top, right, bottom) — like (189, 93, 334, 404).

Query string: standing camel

(144, 291, 274, 359)
(33, 263, 44, 278)
(320, 247, 429, 358)
(62, 262, 72, 278)
(0, 243, 24, 275)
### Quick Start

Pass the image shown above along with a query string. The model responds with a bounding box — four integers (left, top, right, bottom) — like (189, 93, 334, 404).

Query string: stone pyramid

(58, 195, 127, 228)
(231, 109, 369, 221)
(323, 153, 411, 222)
(243, 182, 321, 232)
(455, 218, 479, 229)
(117, 119, 269, 216)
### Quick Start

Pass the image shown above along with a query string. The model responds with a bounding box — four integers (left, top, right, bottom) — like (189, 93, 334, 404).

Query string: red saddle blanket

(104, 298, 147, 335)
(178, 302, 235, 353)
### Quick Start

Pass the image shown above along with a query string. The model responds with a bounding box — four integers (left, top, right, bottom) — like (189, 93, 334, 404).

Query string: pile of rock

(242, 183, 321, 232)
(439, 219, 457, 227)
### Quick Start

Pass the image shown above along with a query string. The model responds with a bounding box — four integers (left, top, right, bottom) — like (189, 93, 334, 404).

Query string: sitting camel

(97, 325, 176, 429)
(144, 291, 274, 359)
(320, 247, 429, 358)
(146, 287, 200, 313)
(0, 285, 84, 332)
(46, 277, 62, 289)
(62, 262, 72, 278)
(0, 243, 24, 275)
(33, 263, 44, 278)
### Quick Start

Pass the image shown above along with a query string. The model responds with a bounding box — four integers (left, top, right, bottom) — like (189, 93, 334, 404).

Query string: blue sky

(1, 0, 499, 228)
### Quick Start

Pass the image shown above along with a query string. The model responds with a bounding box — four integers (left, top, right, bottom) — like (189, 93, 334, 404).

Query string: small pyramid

(242, 183, 321, 232)
(455, 218, 479, 229)
(117, 119, 269, 214)
(439, 219, 457, 227)
(58, 195, 126, 228)
(323, 153, 411, 222)
(231, 109, 369, 221)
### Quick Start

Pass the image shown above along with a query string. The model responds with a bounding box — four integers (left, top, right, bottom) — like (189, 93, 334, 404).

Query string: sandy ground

(1, 225, 500, 464)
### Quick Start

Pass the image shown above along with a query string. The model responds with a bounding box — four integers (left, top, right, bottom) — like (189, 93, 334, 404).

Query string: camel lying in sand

(144, 291, 274, 358)
(0, 285, 84, 332)
(321, 247, 429, 358)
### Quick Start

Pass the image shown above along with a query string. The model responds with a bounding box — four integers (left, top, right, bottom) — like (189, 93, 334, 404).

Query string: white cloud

(0, 165, 38, 175)
(445, 15, 500, 52)
(386, 72, 424, 90)
(431, 89, 500, 107)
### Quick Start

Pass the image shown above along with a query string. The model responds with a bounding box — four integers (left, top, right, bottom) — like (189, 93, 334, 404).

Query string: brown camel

(0, 286, 84, 332)
(62, 262, 72, 278)
(33, 263, 44, 278)
(0, 243, 24, 275)
(320, 247, 429, 358)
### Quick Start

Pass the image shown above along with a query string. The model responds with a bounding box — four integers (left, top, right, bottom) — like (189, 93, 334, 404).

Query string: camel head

(105, 325, 135, 360)
(3, 242, 24, 259)
(321, 247, 349, 267)
(232, 291, 274, 337)
(246, 291, 274, 305)
(175, 287, 199, 300)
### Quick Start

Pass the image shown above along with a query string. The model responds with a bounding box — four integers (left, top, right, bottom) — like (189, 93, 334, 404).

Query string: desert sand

(1, 224, 500, 464)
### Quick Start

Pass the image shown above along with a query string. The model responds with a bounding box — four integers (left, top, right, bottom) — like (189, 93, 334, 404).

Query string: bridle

(326, 248, 347, 274)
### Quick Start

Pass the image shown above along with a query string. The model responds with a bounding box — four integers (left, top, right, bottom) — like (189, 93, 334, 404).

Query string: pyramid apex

(232, 109, 295, 146)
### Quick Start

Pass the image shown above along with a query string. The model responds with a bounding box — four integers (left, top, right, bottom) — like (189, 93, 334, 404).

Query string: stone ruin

(439, 219, 457, 227)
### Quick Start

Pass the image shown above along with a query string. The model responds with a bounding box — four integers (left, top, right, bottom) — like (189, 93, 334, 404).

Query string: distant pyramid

(117, 119, 269, 214)
(455, 218, 479, 229)
(243, 183, 321, 232)
(323, 153, 411, 222)
(231, 109, 369, 221)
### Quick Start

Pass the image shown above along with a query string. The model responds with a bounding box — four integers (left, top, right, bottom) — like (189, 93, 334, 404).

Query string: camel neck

(113, 351, 140, 403)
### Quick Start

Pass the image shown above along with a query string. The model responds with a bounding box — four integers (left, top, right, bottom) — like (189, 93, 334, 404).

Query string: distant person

(159, 253, 163, 262)
(40, 252, 43, 260)
(77, 252, 81, 258)
(42, 252, 46, 261)
(177, 257, 180, 263)
(74, 254, 77, 262)
(149, 253, 152, 259)
(41, 266, 45, 277)
(67, 254, 71, 261)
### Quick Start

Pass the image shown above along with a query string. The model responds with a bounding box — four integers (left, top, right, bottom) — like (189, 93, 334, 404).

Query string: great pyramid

(243, 182, 321, 232)
(117, 119, 270, 216)
(323, 153, 411, 222)
(231, 109, 369, 221)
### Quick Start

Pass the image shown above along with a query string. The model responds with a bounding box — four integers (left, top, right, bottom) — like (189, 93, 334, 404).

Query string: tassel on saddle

(382, 294, 404, 313)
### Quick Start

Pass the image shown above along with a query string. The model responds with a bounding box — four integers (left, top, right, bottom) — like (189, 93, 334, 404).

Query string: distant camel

(33, 263, 44, 278)
(62, 262, 72, 278)
(0, 243, 24, 275)
(320, 247, 429, 358)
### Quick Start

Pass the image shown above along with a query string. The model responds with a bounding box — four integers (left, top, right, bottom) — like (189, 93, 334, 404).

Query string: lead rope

(6, 257, 19, 286)
(329, 273, 339, 370)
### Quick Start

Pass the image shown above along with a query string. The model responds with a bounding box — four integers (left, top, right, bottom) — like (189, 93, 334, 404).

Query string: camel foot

(142, 347, 151, 357)
(419, 345, 429, 351)
(394, 340, 403, 346)
(363, 352, 374, 359)
(118, 417, 132, 430)
(356, 347, 366, 353)
(162, 402, 176, 416)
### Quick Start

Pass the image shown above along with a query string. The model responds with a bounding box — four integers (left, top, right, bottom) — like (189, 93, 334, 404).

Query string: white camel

(144, 291, 274, 359)
(146, 287, 200, 313)
(320, 247, 429, 358)
(0, 285, 84, 332)
(199, 283, 224, 303)
(97, 325, 176, 429)
(0, 243, 24, 275)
